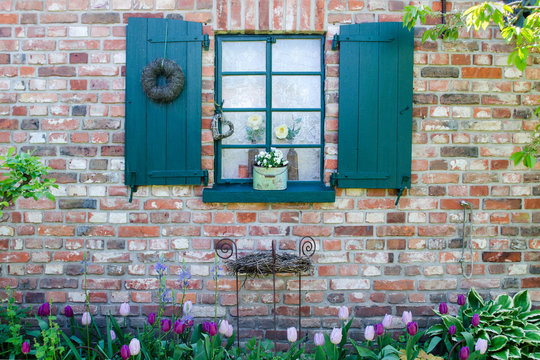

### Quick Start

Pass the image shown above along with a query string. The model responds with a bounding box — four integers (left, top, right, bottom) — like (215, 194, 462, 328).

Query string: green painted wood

(336, 22, 413, 189)
(203, 182, 335, 203)
(125, 17, 204, 187)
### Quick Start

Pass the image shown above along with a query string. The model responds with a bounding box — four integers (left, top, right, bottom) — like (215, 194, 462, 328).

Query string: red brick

(118, 226, 159, 237)
(462, 67, 502, 79)
(374, 280, 414, 291)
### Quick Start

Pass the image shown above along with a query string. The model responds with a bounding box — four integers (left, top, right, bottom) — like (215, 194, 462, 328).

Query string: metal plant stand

(214, 236, 316, 347)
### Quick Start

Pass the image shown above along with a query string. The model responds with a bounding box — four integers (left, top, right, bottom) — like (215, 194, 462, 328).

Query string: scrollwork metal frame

(215, 238, 239, 347)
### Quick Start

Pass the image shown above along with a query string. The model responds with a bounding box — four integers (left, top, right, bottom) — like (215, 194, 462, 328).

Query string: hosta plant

(427, 289, 540, 360)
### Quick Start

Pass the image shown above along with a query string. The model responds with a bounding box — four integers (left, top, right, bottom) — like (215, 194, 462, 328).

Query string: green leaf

(513, 290, 532, 312)
(490, 335, 508, 352)
(510, 151, 525, 165)
(524, 153, 536, 169)
(315, 345, 327, 360)
(350, 339, 377, 360)
(492, 348, 510, 360)
(425, 336, 441, 354)
(468, 288, 484, 309)
(60, 332, 83, 360)
(508, 347, 521, 359)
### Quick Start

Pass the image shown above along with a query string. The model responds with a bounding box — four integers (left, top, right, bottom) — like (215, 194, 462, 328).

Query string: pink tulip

(119, 303, 130, 316)
(110, 330, 117, 341)
(225, 324, 234, 338)
(364, 325, 375, 341)
(402, 311, 412, 325)
(330, 328, 342, 345)
(338, 306, 349, 320)
(314, 333, 324, 346)
(287, 327, 297, 342)
(219, 320, 230, 336)
(475, 338, 488, 354)
(382, 314, 392, 328)
(81, 312, 91, 326)
(129, 338, 140, 356)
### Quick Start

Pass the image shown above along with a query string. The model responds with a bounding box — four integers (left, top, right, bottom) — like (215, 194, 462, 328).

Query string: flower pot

(253, 165, 288, 190)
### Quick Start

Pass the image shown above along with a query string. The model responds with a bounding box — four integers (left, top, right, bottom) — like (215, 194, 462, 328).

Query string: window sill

(202, 182, 335, 203)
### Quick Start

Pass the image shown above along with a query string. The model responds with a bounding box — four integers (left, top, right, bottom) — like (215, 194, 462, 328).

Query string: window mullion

(265, 36, 272, 152)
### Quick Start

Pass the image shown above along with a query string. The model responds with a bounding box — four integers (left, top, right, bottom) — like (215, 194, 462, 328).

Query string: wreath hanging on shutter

(140, 58, 185, 104)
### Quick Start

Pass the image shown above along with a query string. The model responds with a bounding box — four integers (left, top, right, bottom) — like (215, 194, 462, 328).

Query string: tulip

(219, 320, 230, 336)
(287, 327, 297, 343)
(330, 328, 342, 345)
(81, 312, 91, 326)
(161, 318, 171, 332)
(129, 338, 140, 356)
(338, 306, 349, 321)
(38, 303, 50, 316)
(406, 321, 418, 336)
(457, 294, 466, 306)
(448, 325, 456, 336)
(402, 311, 412, 325)
(202, 321, 218, 337)
(173, 320, 186, 335)
(183, 301, 192, 316)
(364, 325, 375, 341)
(225, 324, 234, 338)
(120, 345, 130, 360)
(459, 346, 469, 360)
(471, 314, 480, 327)
(147, 312, 156, 325)
(475, 338, 488, 354)
(375, 323, 384, 336)
(110, 330, 117, 341)
(119, 303, 130, 317)
(439, 302, 448, 314)
(382, 314, 392, 328)
(314, 333, 324, 346)
(64, 305, 74, 318)
(21, 341, 30, 354)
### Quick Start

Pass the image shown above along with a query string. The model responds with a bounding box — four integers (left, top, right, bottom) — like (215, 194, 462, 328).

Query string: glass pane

(284, 148, 320, 181)
(222, 148, 263, 180)
(272, 76, 320, 108)
(222, 112, 266, 145)
(272, 39, 321, 72)
(222, 76, 265, 108)
(222, 41, 266, 72)
(271, 112, 320, 145)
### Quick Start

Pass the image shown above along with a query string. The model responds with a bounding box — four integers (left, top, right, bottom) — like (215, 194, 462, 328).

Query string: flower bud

(382, 314, 392, 328)
(448, 325, 456, 336)
(314, 333, 324, 346)
(183, 301, 192, 316)
(129, 338, 140, 356)
(375, 323, 384, 336)
(161, 318, 171, 332)
(330, 328, 342, 345)
(439, 302, 448, 314)
(364, 326, 375, 341)
(22, 341, 30, 354)
(119, 303, 130, 317)
(402, 311, 412, 325)
(459, 346, 469, 360)
(287, 327, 297, 343)
(475, 338, 488, 355)
(120, 345, 130, 360)
(457, 294, 466, 306)
(64, 305, 74, 318)
(471, 314, 480, 327)
(173, 320, 186, 335)
(110, 330, 117, 341)
(147, 312, 156, 325)
(406, 321, 418, 336)
(38, 303, 50, 317)
(81, 312, 91, 326)
(218, 320, 230, 336)
(338, 306, 349, 321)
(202, 321, 218, 337)
(225, 324, 234, 338)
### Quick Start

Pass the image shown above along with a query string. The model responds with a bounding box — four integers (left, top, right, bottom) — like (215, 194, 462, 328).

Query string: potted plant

(252, 148, 288, 190)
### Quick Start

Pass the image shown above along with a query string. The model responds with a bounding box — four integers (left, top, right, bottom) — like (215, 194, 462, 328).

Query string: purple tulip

(173, 320, 186, 335)
(439, 302, 448, 314)
(448, 325, 456, 336)
(471, 314, 480, 327)
(147, 312, 156, 325)
(459, 346, 469, 360)
(375, 323, 384, 336)
(202, 321, 218, 337)
(22, 341, 30, 354)
(457, 294, 466, 306)
(161, 318, 171, 332)
(120, 344, 130, 360)
(406, 321, 418, 336)
(38, 303, 50, 316)
(64, 305, 74, 318)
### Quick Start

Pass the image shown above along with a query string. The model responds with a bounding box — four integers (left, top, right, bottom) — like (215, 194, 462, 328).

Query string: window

(216, 35, 324, 183)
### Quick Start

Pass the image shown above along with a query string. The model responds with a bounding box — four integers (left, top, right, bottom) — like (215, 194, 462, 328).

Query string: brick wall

(1, 0, 539, 338)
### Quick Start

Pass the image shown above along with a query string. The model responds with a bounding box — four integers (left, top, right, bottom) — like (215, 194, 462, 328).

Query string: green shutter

(333, 22, 413, 190)
(125, 17, 207, 190)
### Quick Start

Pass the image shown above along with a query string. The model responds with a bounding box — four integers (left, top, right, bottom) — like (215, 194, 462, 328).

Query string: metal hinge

(332, 33, 395, 50)
(147, 33, 210, 51)
(128, 172, 138, 203)
(395, 176, 410, 207)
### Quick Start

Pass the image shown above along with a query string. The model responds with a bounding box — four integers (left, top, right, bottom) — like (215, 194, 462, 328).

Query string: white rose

(247, 115, 263, 130)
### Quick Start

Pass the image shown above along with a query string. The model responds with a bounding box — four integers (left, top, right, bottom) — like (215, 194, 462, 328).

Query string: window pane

(272, 75, 320, 108)
(222, 112, 266, 145)
(272, 39, 321, 72)
(222, 148, 263, 180)
(285, 148, 320, 181)
(271, 112, 321, 145)
(222, 75, 266, 108)
(222, 41, 266, 72)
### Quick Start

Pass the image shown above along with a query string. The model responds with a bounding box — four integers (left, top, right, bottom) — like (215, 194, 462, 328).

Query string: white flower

(247, 114, 263, 130)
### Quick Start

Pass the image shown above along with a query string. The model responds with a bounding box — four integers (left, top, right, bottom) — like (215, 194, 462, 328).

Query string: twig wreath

(140, 58, 185, 104)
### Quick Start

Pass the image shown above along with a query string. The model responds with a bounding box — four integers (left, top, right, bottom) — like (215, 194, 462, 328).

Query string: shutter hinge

(203, 33, 209, 51)
(128, 172, 138, 203)
(332, 34, 339, 50)
(395, 176, 410, 207)
(202, 169, 209, 186)
(330, 172, 337, 188)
